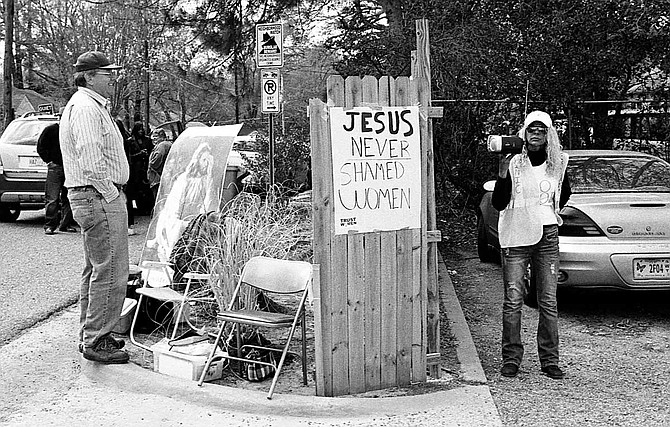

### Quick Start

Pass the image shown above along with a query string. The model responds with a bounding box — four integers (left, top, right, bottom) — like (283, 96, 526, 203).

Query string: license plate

(18, 155, 46, 168)
(633, 258, 670, 279)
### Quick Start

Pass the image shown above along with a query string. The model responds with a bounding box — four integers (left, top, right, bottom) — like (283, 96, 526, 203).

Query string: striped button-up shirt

(60, 87, 129, 202)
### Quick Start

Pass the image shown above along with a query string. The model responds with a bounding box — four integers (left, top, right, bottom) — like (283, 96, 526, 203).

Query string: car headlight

(559, 206, 604, 236)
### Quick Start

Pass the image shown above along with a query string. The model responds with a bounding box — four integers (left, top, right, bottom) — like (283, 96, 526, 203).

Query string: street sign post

(256, 22, 283, 189)
(261, 69, 281, 188)
(261, 69, 281, 114)
(256, 23, 283, 68)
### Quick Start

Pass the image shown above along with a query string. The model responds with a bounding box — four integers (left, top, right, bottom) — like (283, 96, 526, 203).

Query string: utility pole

(3, 0, 15, 127)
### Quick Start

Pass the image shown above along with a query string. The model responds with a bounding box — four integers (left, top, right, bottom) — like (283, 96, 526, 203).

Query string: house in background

(0, 88, 58, 125)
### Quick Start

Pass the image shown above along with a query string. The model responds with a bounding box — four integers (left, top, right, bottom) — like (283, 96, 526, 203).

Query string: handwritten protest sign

(330, 106, 422, 235)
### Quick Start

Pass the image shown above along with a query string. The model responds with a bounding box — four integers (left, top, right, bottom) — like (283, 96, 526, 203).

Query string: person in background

(36, 118, 76, 235)
(60, 50, 130, 364)
(126, 122, 152, 235)
(147, 128, 171, 202)
(113, 108, 135, 235)
(491, 110, 571, 380)
(113, 108, 131, 143)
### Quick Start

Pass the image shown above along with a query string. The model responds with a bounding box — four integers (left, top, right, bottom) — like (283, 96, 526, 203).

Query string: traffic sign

(256, 23, 283, 68)
(261, 69, 281, 114)
(38, 103, 54, 114)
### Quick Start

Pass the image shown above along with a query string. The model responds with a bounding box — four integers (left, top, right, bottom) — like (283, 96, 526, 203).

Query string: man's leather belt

(70, 184, 124, 191)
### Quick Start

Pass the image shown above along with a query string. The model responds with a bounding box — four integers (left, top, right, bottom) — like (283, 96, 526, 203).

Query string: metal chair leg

(129, 294, 151, 351)
(197, 319, 228, 386)
(301, 310, 307, 385)
(170, 275, 195, 340)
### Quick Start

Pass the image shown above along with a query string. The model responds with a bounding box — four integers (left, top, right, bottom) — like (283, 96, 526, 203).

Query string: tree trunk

(4, 0, 15, 127)
(144, 39, 150, 131)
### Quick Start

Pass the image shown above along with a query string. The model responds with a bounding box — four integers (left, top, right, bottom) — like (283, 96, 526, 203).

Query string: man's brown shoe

(83, 336, 129, 364)
(79, 336, 125, 353)
(109, 336, 126, 349)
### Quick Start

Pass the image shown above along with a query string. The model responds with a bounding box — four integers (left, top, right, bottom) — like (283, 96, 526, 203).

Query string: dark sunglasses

(527, 126, 547, 135)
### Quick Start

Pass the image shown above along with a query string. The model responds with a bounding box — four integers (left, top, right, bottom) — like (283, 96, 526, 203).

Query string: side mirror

(483, 180, 496, 192)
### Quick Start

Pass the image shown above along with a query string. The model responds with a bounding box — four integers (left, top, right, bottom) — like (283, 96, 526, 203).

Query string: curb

(437, 252, 490, 384)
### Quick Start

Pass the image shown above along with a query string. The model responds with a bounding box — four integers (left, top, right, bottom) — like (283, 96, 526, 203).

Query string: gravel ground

(440, 236, 670, 427)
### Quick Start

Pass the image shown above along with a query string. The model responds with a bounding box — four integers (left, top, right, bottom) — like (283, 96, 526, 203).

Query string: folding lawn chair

(129, 260, 213, 351)
(197, 256, 313, 399)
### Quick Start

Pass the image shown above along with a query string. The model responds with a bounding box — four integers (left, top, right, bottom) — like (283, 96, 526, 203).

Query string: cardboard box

(151, 338, 226, 382)
(112, 298, 138, 334)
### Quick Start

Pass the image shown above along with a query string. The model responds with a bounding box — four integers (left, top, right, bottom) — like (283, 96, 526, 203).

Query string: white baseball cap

(523, 110, 552, 129)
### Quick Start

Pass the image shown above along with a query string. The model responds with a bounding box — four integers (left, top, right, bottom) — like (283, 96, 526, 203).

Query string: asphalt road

(0, 209, 149, 346)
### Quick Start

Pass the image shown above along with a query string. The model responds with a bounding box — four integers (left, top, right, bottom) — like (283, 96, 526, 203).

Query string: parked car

(0, 112, 59, 222)
(477, 150, 670, 290)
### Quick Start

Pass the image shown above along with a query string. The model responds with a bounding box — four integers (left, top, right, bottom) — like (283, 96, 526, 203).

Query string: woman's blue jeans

(501, 225, 560, 368)
(68, 188, 129, 348)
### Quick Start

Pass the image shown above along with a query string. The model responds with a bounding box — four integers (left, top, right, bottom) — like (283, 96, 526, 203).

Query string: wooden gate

(309, 20, 440, 397)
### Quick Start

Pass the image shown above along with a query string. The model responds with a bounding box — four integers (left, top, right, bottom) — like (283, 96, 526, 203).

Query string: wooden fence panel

(414, 19, 433, 382)
(396, 228, 414, 385)
(363, 76, 383, 391)
(379, 230, 398, 388)
(347, 233, 366, 394)
(309, 92, 333, 396)
(329, 76, 350, 397)
(312, 40, 436, 393)
(363, 231, 381, 390)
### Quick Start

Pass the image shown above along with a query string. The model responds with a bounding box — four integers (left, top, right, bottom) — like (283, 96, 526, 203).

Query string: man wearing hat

(491, 110, 572, 380)
(60, 51, 131, 364)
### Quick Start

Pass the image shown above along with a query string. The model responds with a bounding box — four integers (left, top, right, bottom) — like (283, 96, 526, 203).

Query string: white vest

(498, 152, 569, 248)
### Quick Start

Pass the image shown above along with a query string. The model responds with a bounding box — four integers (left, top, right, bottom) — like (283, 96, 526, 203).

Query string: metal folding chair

(129, 260, 213, 351)
(197, 256, 313, 399)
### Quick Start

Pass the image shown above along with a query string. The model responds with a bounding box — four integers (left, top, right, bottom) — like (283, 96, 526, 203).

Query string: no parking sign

(261, 69, 281, 114)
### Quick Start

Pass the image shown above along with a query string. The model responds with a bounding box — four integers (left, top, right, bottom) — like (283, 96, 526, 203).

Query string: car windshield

(567, 155, 670, 193)
(0, 120, 54, 145)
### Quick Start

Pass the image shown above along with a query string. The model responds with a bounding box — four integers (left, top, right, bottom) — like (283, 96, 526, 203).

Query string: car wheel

(0, 204, 21, 222)
(477, 216, 499, 263)
(523, 266, 538, 309)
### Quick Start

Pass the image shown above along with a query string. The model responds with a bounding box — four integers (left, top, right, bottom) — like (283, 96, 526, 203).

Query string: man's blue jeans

(68, 188, 129, 348)
(501, 225, 560, 368)
(44, 163, 73, 230)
